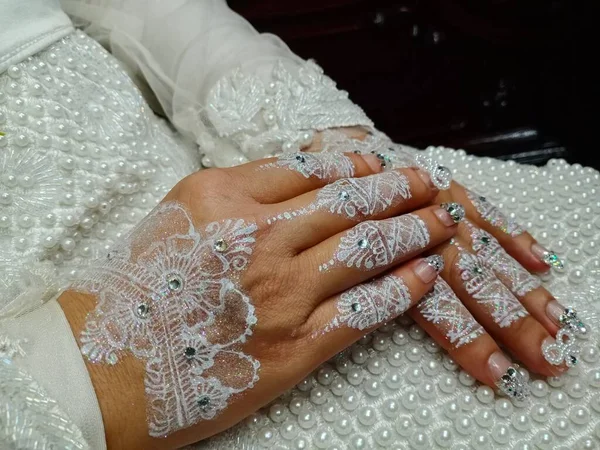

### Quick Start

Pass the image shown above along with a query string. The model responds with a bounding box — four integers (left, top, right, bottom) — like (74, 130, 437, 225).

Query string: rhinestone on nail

(213, 238, 228, 253)
(542, 250, 565, 272)
(425, 255, 445, 273)
(559, 307, 589, 335)
(440, 202, 466, 223)
(496, 365, 529, 401)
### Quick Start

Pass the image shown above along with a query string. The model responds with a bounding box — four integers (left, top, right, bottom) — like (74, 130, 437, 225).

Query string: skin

(57, 128, 566, 448)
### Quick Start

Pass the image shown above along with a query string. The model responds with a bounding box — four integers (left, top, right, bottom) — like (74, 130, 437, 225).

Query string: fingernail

(488, 351, 530, 401)
(414, 255, 444, 283)
(436, 202, 465, 225)
(362, 154, 384, 173)
(416, 168, 436, 190)
(546, 302, 589, 336)
(531, 243, 565, 271)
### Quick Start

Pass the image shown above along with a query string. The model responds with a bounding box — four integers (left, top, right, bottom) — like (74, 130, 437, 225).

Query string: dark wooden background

(230, 0, 597, 169)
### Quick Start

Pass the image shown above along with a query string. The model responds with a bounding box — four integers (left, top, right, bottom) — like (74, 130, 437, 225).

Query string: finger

(265, 167, 438, 251)
(303, 255, 444, 363)
(409, 278, 530, 401)
(438, 236, 567, 377)
(459, 221, 590, 367)
(228, 151, 383, 203)
(300, 203, 464, 303)
(450, 184, 565, 273)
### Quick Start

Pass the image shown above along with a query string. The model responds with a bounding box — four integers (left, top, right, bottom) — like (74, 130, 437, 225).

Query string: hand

(58, 149, 459, 449)
(407, 181, 588, 399)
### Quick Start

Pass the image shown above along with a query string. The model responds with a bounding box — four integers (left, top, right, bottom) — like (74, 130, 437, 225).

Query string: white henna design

(314, 171, 411, 219)
(467, 222, 541, 296)
(457, 252, 528, 328)
(324, 275, 412, 333)
(260, 151, 354, 180)
(466, 189, 524, 236)
(72, 202, 260, 437)
(418, 279, 485, 348)
(320, 214, 430, 271)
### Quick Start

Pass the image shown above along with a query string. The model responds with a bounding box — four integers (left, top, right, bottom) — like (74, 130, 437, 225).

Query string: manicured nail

(438, 202, 465, 225)
(531, 243, 564, 271)
(414, 255, 444, 283)
(550, 304, 589, 335)
(362, 154, 384, 173)
(488, 351, 529, 401)
(416, 168, 436, 190)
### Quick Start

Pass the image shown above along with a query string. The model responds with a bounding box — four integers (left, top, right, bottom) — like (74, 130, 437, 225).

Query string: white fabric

(0, 1, 599, 449)
(0, 0, 73, 73)
(1, 300, 105, 450)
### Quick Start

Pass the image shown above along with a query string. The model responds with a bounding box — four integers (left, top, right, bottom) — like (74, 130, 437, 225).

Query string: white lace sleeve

(59, 0, 374, 167)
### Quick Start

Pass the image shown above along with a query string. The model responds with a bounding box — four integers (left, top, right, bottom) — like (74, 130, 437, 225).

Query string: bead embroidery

(72, 202, 260, 436)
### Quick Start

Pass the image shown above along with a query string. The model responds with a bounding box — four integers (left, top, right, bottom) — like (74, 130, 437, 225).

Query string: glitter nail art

(457, 251, 529, 328)
(418, 278, 485, 348)
(496, 365, 530, 401)
(466, 189, 524, 237)
(468, 223, 541, 296)
(320, 214, 430, 272)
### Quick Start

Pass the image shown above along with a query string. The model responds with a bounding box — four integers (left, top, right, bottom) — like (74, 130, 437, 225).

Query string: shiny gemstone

(357, 238, 369, 249)
(339, 191, 350, 201)
(197, 396, 211, 410)
(214, 238, 228, 252)
(184, 347, 196, 359)
(135, 303, 149, 318)
(167, 276, 182, 291)
(351, 303, 362, 313)
(295, 154, 306, 163)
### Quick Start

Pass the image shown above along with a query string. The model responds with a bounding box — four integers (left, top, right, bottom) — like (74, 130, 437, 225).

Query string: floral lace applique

(72, 202, 260, 437)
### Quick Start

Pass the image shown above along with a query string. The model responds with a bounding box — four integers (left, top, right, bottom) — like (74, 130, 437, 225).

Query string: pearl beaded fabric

(0, 31, 199, 316)
(198, 153, 600, 450)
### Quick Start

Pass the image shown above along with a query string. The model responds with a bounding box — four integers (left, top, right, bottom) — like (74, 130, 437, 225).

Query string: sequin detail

(468, 223, 541, 296)
(320, 214, 430, 271)
(466, 189, 524, 237)
(72, 202, 259, 436)
(457, 252, 529, 328)
(418, 279, 485, 348)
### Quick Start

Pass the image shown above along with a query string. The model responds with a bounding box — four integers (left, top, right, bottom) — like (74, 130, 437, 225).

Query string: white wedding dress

(0, 1, 599, 449)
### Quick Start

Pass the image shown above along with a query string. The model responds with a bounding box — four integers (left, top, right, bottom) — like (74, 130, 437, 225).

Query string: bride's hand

(58, 151, 458, 449)
(407, 181, 587, 400)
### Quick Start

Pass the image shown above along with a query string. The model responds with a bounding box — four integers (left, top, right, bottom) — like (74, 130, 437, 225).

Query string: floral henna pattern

(457, 252, 529, 328)
(466, 189, 524, 237)
(320, 214, 430, 272)
(467, 223, 541, 296)
(260, 151, 354, 180)
(72, 202, 260, 437)
(323, 274, 412, 333)
(418, 279, 485, 348)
